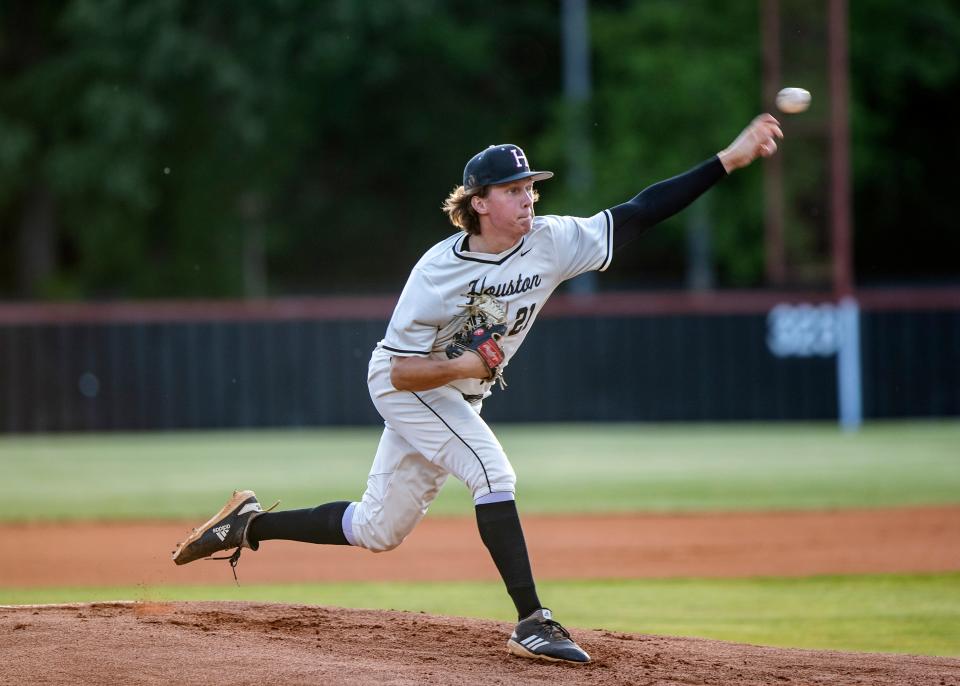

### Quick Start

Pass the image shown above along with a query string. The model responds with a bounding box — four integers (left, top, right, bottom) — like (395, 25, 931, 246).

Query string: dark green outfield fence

(1, 290, 957, 432)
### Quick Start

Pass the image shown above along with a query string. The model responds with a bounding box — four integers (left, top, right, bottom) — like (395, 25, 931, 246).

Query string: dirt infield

(3, 506, 960, 685)
(3, 601, 959, 685)
(3, 506, 959, 587)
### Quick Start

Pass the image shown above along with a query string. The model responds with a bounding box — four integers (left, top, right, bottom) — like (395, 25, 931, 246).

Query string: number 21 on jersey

(509, 303, 537, 336)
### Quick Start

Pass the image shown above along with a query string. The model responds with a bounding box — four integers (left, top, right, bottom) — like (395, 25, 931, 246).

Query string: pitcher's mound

(2, 601, 957, 685)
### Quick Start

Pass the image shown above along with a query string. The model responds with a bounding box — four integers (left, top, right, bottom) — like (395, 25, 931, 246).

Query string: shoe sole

(172, 490, 256, 565)
(506, 639, 590, 664)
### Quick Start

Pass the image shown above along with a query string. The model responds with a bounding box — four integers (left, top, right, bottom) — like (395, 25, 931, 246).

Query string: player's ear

(471, 194, 488, 215)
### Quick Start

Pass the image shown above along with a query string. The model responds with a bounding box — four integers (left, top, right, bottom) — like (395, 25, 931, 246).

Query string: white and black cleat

(507, 608, 591, 664)
(172, 490, 275, 567)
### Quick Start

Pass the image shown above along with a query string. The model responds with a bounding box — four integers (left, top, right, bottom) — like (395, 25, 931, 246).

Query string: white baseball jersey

(371, 210, 614, 397)
(346, 209, 613, 552)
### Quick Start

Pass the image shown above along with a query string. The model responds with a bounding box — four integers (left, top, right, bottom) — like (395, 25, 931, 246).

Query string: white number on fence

(766, 303, 840, 358)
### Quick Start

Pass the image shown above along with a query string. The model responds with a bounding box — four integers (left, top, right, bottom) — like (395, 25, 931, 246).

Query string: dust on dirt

(3, 601, 959, 686)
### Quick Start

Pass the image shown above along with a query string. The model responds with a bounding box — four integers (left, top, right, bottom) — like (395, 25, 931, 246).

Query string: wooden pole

(828, 0, 853, 297)
(762, 0, 787, 286)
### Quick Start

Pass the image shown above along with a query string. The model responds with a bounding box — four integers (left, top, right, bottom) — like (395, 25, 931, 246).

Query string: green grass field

(3, 421, 959, 656)
(2, 421, 959, 520)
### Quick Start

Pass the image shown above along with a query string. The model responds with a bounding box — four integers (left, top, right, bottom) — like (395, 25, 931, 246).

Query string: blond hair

(442, 184, 540, 236)
(442, 185, 486, 235)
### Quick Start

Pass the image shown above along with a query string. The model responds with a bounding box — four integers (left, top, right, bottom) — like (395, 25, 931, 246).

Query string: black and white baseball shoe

(507, 608, 591, 664)
(172, 490, 276, 572)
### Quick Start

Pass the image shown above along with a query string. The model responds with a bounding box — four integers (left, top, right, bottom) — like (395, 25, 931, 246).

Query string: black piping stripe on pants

(411, 391, 494, 494)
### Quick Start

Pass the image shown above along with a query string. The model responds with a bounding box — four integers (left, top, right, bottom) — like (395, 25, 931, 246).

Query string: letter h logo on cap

(461, 144, 554, 191)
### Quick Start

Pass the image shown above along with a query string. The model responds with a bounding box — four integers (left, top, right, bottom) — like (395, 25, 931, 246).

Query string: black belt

(462, 394, 484, 403)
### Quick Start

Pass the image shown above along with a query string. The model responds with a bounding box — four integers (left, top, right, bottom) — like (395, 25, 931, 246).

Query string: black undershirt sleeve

(611, 155, 727, 250)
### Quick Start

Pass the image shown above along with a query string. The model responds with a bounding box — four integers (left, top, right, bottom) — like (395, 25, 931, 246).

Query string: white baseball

(776, 87, 811, 114)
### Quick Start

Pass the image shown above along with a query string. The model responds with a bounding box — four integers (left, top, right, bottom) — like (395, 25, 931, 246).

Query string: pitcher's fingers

(756, 112, 780, 127)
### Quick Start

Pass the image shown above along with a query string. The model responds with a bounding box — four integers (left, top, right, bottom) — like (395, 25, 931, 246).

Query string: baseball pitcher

(173, 114, 783, 663)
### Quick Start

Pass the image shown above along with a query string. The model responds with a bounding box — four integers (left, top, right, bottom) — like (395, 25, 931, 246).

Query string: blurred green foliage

(0, 1, 957, 298)
(850, 0, 960, 283)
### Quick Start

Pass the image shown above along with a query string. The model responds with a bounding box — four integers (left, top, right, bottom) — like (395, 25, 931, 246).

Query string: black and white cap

(462, 144, 554, 192)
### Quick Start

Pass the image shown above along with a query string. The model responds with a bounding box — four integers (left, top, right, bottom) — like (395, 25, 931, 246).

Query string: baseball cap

(462, 144, 554, 192)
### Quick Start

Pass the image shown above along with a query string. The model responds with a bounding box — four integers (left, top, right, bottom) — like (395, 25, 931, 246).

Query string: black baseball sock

(248, 501, 351, 547)
(475, 499, 542, 620)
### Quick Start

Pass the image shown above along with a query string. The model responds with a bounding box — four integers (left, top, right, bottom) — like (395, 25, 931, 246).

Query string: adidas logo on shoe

(519, 634, 551, 651)
(172, 490, 278, 570)
(507, 608, 591, 664)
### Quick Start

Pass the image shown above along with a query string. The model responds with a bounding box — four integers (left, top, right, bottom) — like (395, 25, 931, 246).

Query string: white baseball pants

(345, 356, 516, 552)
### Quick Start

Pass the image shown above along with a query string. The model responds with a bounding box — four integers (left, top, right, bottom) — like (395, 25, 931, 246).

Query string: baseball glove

(443, 293, 509, 389)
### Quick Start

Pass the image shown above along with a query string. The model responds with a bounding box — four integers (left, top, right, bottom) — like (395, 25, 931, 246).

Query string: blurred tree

(0, 3, 67, 297)
(1, 0, 310, 297)
(849, 0, 960, 284)
(536, 0, 764, 287)
(0, 0, 957, 299)
(270, 1, 561, 294)
(0, 0, 560, 297)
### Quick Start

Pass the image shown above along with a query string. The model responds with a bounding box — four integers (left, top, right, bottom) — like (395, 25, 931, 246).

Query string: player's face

(480, 179, 536, 239)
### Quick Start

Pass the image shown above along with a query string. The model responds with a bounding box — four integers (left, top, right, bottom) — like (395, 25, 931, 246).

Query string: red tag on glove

(476, 338, 505, 369)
